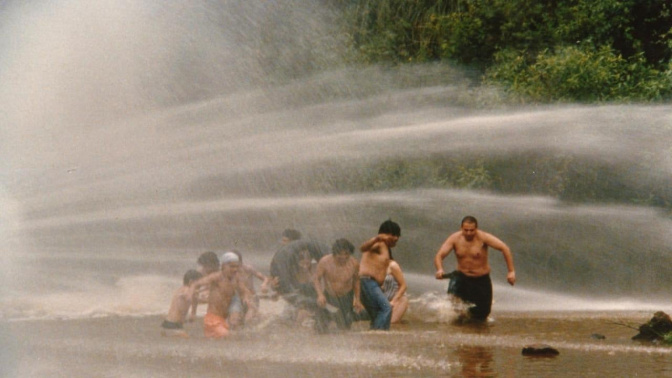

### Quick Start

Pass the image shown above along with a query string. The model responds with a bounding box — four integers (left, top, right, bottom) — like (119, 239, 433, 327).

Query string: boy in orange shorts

(192, 252, 254, 338)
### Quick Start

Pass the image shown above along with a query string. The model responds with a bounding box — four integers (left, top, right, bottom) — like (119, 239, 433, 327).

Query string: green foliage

(485, 44, 672, 102)
(342, 0, 672, 102)
(665, 332, 672, 345)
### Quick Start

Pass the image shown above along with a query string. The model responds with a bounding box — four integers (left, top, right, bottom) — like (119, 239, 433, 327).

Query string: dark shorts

(161, 320, 184, 330)
(315, 291, 354, 333)
(447, 271, 493, 321)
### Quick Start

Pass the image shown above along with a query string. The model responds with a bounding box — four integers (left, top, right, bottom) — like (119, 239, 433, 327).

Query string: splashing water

(2, 0, 672, 322)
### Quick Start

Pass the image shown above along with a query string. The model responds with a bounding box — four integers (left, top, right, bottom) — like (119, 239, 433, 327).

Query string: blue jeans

(359, 277, 391, 330)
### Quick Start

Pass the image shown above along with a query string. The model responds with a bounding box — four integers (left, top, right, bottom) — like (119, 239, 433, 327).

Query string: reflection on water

(457, 345, 495, 377)
(454, 323, 496, 377)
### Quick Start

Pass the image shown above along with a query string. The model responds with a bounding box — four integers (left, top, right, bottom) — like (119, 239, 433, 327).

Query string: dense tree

(342, 0, 672, 101)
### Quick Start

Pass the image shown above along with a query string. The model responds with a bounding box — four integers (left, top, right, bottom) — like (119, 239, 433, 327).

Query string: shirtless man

(434, 216, 515, 321)
(313, 238, 364, 333)
(358, 219, 401, 330)
(160, 269, 202, 338)
(192, 252, 254, 338)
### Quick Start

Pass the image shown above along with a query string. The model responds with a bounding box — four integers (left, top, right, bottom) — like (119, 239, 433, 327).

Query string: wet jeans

(359, 276, 391, 330)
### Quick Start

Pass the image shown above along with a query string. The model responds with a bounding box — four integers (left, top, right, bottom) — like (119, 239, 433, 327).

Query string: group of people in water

(161, 216, 516, 338)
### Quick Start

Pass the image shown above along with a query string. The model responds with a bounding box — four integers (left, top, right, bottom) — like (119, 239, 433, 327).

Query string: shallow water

(4, 311, 671, 377)
(2, 1, 672, 376)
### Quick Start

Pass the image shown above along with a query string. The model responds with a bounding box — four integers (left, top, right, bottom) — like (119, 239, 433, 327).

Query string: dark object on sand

(632, 311, 672, 342)
(521, 344, 560, 357)
(590, 333, 606, 340)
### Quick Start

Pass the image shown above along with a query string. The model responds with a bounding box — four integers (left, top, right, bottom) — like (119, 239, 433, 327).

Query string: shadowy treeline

(190, 154, 672, 211)
(331, 0, 672, 102)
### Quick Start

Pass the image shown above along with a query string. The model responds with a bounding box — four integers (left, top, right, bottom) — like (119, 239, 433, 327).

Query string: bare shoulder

(479, 230, 507, 247)
(243, 264, 256, 273)
(199, 271, 221, 283)
(176, 286, 190, 297)
(318, 254, 333, 265)
(388, 260, 400, 270)
(444, 231, 462, 243)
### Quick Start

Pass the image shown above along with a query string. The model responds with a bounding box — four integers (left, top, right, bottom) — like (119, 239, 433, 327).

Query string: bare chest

(455, 240, 488, 260)
(324, 262, 356, 283)
(211, 277, 236, 298)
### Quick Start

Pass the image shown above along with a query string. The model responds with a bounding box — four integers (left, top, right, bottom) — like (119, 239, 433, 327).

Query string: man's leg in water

(359, 277, 391, 330)
(466, 275, 493, 321)
(448, 272, 492, 322)
(332, 291, 354, 330)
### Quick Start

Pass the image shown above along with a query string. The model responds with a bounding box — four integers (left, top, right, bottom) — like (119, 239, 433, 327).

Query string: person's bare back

(359, 234, 397, 284)
(165, 285, 196, 324)
(162, 269, 202, 338)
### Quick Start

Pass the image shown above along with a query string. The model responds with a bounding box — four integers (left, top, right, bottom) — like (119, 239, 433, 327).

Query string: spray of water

(2, 1, 672, 320)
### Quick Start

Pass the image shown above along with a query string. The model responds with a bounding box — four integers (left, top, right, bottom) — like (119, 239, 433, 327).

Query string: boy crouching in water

(192, 252, 256, 338)
(161, 269, 203, 338)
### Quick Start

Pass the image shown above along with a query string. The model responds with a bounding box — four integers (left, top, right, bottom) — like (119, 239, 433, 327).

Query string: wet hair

(461, 216, 478, 227)
(197, 251, 220, 270)
(183, 269, 203, 285)
(282, 228, 302, 241)
(331, 238, 355, 255)
(378, 219, 401, 237)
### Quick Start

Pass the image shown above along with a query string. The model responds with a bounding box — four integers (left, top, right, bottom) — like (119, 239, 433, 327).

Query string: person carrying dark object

(434, 216, 515, 321)
(313, 238, 363, 333)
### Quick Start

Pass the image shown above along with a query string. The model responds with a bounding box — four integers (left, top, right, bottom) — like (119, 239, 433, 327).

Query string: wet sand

(4, 311, 672, 377)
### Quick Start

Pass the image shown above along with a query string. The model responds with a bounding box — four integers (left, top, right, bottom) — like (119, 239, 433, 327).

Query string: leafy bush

(341, 0, 672, 102)
(485, 44, 672, 102)
(665, 332, 672, 345)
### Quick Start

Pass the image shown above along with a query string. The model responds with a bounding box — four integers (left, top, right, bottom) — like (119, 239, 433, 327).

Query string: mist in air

(2, 0, 672, 320)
